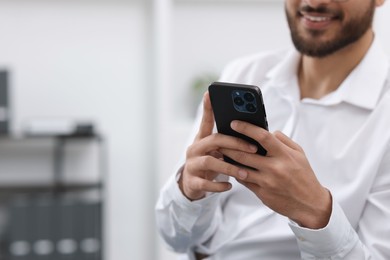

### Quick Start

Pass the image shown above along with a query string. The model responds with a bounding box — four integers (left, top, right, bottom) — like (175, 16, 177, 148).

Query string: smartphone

(208, 82, 268, 167)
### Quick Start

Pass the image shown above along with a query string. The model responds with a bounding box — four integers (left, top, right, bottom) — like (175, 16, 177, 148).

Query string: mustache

(299, 5, 343, 18)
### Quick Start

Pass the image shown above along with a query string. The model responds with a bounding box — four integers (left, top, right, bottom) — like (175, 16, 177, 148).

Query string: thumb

(197, 91, 215, 139)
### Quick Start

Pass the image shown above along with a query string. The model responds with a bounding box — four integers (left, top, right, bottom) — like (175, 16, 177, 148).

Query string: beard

(285, 1, 376, 58)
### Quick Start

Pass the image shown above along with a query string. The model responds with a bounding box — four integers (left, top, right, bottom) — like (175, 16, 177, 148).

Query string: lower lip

(301, 16, 334, 30)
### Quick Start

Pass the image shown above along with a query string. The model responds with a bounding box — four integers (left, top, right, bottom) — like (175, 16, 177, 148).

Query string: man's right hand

(178, 91, 258, 201)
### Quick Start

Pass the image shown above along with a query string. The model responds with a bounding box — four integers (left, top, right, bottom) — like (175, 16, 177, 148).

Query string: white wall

(0, 1, 155, 260)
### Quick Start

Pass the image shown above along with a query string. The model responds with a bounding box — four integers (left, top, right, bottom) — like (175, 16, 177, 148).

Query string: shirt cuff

(288, 200, 359, 258)
(164, 165, 223, 232)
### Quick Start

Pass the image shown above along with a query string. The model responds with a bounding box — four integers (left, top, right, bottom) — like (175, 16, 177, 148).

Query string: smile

(299, 10, 339, 22)
(298, 11, 338, 30)
(304, 15, 332, 22)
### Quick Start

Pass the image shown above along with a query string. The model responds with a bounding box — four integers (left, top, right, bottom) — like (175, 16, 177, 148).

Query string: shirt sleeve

(288, 199, 360, 259)
(155, 166, 225, 254)
(289, 142, 390, 260)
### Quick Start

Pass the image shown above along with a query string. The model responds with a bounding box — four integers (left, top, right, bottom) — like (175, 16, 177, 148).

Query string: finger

(231, 120, 284, 156)
(188, 155, 250, 181)
(204, 170, 220, 181)
(197, 92, 215, 139)
(219, 148, 266, 171)
(191, 176, 232, 193)
(190, 133, 258, 156)
(274, 131, 303, 152)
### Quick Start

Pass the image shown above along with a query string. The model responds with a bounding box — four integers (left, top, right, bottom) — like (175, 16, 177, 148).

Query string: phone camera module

(231, 90, 258, 114)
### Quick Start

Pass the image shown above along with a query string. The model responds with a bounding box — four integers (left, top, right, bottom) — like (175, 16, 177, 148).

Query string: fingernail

(230, 121, 237, 129)
(238, 170, 248, 180)
(226, 183, 232, 190)
(249, 144, 258, 152)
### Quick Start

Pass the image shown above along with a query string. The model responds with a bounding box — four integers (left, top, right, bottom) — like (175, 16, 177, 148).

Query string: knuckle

(209, 133, 219, 142)
(268, 179, 278, 190)
(236, 151, 248, 163)
(206, 133, 220, 148)
(186, 144, 196, 158)
(269, 161, 284, 175)
(222, 162, 236, 176)
(184, 160, 195, 174)
(189, 180, 199, 192)
(200, 155, 212, 169)
(262, 176, 277, 190)
(256, 130, 269, 143)
(234, 137, 246, 149)
(196, 179, 207, 191)
(274, 130, 283, 138)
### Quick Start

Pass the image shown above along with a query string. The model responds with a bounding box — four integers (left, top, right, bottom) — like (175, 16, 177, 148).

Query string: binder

(72, 199, 86, 260)
(31, 195, 55, 260)
(7, 196, 33, 260)
(81, 200, 102, 260)
(50, 195, 62, 260)
(57, 195, 78, 260)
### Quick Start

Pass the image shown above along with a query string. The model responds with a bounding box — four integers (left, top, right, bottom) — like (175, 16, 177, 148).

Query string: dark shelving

(0, 134, 106, 260)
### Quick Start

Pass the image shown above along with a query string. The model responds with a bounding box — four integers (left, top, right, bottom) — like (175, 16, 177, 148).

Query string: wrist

(178, 170, 205, 201)
(295, 188, 332, 229)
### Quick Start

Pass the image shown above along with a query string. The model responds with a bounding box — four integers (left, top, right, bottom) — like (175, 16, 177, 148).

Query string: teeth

(305, 15, 330, 22)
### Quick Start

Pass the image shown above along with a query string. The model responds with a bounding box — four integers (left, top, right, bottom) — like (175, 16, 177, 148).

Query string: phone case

(208, 82, 268, 167)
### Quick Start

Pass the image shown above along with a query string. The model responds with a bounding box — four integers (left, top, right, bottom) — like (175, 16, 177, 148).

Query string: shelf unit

(0, 133, 106, 260)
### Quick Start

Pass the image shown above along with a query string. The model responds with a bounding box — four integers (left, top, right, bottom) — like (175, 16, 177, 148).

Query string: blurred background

(0, 0, 389, 259)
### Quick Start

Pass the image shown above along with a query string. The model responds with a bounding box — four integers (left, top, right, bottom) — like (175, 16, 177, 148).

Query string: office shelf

(0, 133, 106, 260)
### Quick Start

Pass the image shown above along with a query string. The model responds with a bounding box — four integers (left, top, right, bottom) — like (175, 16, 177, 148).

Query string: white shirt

(155, 38, 390, 260)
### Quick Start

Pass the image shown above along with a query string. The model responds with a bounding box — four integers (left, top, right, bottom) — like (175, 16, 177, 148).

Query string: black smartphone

(208, 82, 268, 167)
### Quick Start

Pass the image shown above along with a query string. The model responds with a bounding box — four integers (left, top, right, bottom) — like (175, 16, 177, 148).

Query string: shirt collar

(265, 49, 300, 86)
(339, 38, 389, 110)
(264, 37, 390, 110)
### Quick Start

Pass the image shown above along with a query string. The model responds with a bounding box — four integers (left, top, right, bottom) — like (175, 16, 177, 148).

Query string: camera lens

(234, 97, 244, 106)
(244, 92, 255, 102)
(246, 103, 256, 113)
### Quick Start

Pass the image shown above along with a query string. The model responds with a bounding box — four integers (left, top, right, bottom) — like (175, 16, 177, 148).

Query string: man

(156, 0, 390, 259)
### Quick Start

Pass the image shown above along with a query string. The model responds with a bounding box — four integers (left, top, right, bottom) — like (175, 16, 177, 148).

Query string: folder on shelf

(31, 195, 56, 260)
(81, 200, 102, 260)
(6, 196, 33, 260)
(56, 195, 79, 260)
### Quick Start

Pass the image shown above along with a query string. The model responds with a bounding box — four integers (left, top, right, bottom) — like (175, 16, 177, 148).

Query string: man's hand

(179, 92, 258, 201)
(220, 120, 332, 229)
